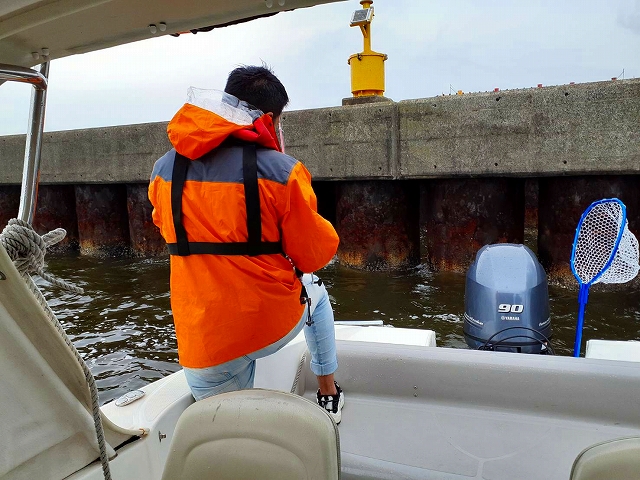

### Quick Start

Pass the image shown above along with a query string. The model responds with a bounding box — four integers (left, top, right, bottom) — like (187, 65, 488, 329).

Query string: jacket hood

(167, 88, 282, 160)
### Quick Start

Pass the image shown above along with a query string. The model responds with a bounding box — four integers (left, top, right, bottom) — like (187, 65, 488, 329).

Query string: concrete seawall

(0, 78, 638, 283)
(286, 79, 639, 180)
(2, 78, 638, 183)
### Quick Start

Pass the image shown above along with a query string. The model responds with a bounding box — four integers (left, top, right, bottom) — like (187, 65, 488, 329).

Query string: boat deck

(82, 331, 640, 480)
(300, 341, 640, 480)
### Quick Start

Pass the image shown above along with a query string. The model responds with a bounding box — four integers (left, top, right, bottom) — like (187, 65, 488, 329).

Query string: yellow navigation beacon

(348, 1, 387, 97)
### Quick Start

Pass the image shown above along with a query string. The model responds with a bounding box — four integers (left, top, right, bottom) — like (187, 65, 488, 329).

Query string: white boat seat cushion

(570, 436, 640, 480)
(161, 388, 340, 480)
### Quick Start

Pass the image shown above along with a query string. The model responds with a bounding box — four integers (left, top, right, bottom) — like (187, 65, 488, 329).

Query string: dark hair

(224, 65, 289, 118)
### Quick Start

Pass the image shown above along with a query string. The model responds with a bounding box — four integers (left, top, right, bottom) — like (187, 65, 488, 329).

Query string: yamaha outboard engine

(464, 244, 552, 354)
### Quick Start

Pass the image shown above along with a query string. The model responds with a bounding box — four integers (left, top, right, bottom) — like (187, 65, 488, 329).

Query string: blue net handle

(572, 283, 590, 357)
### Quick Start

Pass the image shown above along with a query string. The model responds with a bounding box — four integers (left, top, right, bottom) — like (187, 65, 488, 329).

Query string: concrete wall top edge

(1, 120, 170, 142)
(311, 171, 640, 181)
(282, 100, 396, 117)
(397, 78, 640, 105)
(53, 120, 169, 137)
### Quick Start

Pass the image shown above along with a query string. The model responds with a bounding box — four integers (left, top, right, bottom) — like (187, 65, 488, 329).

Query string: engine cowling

(464, 244, 551, 354)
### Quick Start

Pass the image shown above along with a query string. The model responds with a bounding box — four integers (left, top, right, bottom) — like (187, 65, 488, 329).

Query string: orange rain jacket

(149, 91, 339, 368)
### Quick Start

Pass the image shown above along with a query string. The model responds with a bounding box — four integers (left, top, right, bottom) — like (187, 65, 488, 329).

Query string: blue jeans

(183, 274, 338, 401)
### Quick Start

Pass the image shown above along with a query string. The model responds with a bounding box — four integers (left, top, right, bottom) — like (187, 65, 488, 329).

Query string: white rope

(290, 351, 307, 394)
(1, 219, 84, 293)
(0, 219, 112, 480)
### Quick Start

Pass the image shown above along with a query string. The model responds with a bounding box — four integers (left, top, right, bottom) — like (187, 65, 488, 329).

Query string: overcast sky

(1, 0, 639, 136)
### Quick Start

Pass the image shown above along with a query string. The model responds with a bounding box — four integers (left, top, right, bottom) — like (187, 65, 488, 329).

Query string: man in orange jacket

(149, 66, 344, 422)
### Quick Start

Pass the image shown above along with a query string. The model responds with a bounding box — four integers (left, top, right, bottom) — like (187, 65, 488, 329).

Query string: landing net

(571, 199, 639, 286)
(570, 198, 640, 357)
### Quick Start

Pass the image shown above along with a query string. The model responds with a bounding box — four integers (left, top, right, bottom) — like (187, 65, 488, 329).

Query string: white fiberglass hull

(69, 326, 640, 480)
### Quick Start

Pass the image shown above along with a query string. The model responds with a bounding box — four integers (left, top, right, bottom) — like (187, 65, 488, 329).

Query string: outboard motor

(464, 244, 552, 354)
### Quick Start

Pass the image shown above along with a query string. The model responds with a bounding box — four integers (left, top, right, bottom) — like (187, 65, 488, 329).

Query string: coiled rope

(0, 219, 112, 480)
(1, 219, 83, 292)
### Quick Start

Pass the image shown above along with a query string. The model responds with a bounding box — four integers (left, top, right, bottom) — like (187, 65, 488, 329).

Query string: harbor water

(38, 255, 640, 405)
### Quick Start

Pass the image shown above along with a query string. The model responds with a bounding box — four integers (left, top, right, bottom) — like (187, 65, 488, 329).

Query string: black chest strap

(168, 145, 284, 257)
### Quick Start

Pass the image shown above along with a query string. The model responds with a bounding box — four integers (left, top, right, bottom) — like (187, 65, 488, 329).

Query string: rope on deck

(290, 351, 307, 394)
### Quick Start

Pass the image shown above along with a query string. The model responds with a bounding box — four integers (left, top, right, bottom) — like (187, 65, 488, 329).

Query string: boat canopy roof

(0, 0, 344, 68)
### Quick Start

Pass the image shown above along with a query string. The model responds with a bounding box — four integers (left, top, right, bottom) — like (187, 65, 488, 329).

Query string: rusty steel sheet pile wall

(75, 185, 131, 256)
(0, 79, 637, 280)
(0, 187, 20, 240)
(35, 185, 79, 253)
(420, 179, 526, 273)
(126, 184, 167, 256)
(336, 181, 420, 271)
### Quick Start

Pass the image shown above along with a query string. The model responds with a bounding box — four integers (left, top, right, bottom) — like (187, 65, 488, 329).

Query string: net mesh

(572, 201, 640, 285)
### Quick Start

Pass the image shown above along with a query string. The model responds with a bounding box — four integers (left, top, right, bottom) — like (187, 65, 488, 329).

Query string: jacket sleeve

(281, 162, 339, 273)
(148, 171, 173, 242)
(148, 175, 163, 231)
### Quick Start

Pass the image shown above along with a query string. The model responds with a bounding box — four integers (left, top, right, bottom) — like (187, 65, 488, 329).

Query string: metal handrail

(0, 63, 47, 90)
(0, 62, 50, 224)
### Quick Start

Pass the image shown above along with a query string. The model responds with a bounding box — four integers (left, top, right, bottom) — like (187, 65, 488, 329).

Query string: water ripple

(33, 256, 640, 405)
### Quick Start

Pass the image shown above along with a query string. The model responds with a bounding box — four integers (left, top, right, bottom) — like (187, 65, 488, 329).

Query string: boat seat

(161, 388, 341, 480)
(570, 437, 640, 480)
